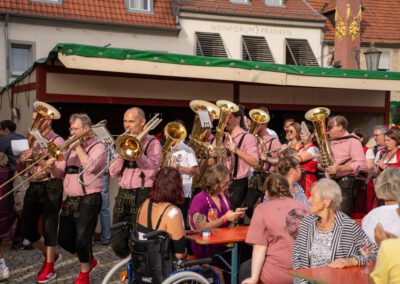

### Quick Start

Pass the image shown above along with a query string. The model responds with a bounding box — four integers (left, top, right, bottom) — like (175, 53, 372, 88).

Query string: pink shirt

(259, 129, 281, 172)
(109, 134, 161, 189)
(246, 198, 309, 284)
(31, 130, 65, 182)
(223, 128, 259, 179)
(63, 137, 106, 197)
(329, 132, 367, 177)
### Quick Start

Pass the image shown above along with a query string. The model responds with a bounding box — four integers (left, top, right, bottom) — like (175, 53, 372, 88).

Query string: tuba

(188, 100, 220, 159)
(161, 122, 187, 168)
(28, 101, 61, 147)
(249, 109, 270, 172)
(215, 100, 239, 171)
(305, 107, 334, 168)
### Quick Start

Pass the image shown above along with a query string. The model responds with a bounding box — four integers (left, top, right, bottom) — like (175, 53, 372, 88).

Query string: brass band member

(375, 129, 400, 170)
(365, 125, 387, 210)
(325, 115, 367, 216)
(109, 107, 162, 258)
(18, 112, 65, 283)
(58, 113, 105, 284)
(213, 108, 259, 210)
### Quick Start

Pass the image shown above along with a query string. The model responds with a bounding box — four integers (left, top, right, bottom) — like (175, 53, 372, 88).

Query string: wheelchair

(102, 222, 220, 284)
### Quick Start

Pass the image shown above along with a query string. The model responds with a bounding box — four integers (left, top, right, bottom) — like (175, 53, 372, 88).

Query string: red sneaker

(89, 258, 99, 273)
(35, 262, 56, 283)
(38, 253, 62, 276)
(73, 271, 89, 284)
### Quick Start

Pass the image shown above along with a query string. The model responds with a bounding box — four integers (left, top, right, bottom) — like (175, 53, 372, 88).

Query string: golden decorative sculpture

(335, 4, 362, 42)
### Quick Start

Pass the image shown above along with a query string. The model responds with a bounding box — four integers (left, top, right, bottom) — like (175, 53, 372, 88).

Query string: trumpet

(0, 120, 106, 201)
(161, 121, 187, 168)
(77, 114, 162, 187)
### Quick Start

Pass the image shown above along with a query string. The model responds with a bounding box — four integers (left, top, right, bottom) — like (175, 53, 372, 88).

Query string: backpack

(131, 201, 173, 284)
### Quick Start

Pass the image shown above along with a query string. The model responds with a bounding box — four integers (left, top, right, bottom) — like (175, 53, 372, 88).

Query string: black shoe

(101, 241, 111, 246)
(11, 242, 24, 250)
(23, 243, 34, 250)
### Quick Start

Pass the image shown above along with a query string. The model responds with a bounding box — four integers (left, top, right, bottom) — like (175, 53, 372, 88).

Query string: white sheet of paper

(198, 110, 212, 128)
(11, 139, 29, 155)
(92, 125, 114, 144)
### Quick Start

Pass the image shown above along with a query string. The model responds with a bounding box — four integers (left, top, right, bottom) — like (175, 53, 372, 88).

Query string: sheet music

(29, 129, 48, 149)
(92, 125, 114, 145)
(11, 139, 29, 155)
(301, 121, 311, 141)
(198, 110, 212, 128)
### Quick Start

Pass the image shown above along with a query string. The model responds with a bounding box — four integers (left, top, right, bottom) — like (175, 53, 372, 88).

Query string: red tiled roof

(0, 0, 177, 29)
(307, 0, 400, 44)
(177, 0, 325, 22)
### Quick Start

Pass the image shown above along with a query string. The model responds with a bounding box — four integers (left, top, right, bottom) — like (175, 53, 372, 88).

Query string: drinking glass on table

(207, 208, 218, 234)
(360, 237, 374, 273)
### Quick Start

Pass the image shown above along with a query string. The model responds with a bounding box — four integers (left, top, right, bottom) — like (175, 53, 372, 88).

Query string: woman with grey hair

(292, 178, 376, 281)
(362, 167, 400, 245)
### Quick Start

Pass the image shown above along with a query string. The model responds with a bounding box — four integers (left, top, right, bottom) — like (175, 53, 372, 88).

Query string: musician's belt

(124, 160, 138, 169)
(66, 166, 80, 174)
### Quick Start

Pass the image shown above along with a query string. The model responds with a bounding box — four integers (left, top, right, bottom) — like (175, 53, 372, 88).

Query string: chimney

(333, 0, 362, 69)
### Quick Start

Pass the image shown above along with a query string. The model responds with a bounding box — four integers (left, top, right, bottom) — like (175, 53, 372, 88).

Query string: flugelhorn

(305, 107, 334, 168)
(0, 120, 107, 201)
(161, 121, 187, 168)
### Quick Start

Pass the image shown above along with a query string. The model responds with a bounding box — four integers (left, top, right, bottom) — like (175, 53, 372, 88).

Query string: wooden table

(289, 265, 373, 284)
(186, 226, 249, 284)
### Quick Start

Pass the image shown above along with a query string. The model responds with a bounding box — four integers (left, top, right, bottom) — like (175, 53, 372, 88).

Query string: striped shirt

(292, 211, 377, 283)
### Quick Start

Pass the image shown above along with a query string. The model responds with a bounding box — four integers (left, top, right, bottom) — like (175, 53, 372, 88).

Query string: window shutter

(286, 39, 319, 66)
(242, 36, 274, 63)
(196, 32, 228, 58)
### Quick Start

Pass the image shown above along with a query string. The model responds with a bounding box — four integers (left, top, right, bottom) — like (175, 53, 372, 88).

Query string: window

(230, 0, 250, 4)
(378, 52, 390, 71)
(9, 43, 33, 79)
(32, 0, 62, 4)
(196, 32, 228, 58)
(285, 38, 319, 66)
(127, 0, 153, 13)
(242, 36, 275, 63)
(264, 0, 284, 6)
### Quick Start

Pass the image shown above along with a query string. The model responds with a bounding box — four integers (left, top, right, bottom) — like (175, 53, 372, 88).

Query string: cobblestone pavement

(1, 240, 126, 284)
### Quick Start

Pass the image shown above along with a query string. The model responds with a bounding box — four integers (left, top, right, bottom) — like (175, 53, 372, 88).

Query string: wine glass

(359, 238, 373, 273)
(207, 208, 218, 234)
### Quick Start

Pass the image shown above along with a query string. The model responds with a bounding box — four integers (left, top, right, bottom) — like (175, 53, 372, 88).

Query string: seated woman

(240, 173, 309, 284)
(188, 164, 244, 258)
(275, 156, 310, 207)
(292, 179, 377, 281)
(137, 167, 186, 259)
(362, 167, 400, 245)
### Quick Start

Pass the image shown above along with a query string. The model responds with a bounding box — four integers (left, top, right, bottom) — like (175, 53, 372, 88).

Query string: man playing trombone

(109, 107, 162, 258)
(57, 113, 106, 284)
(17, 111, 65, 283)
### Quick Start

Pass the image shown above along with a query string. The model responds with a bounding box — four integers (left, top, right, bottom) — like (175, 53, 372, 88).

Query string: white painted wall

(178, 18, 323, 64)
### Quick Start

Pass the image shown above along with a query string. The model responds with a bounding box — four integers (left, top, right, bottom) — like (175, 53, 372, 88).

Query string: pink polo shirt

(109, 134, 162, 189)
(223, 128, 259, 179)
(329, 132, 367, 177)
(31, 130, 66, 182)
(259, 129, 281, 172)
(63, 137, 106, 197)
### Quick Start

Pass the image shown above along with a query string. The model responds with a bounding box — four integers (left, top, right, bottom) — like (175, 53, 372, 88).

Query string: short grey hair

(373, 125, 388, 134)
(375, 168, 400, 201)
(69, 113, 92, 127)
(312, 178, 343, 211)
(126, 107, 145, 119)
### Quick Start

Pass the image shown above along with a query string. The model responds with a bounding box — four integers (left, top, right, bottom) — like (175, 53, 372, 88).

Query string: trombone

(77, 114, 162, 186)
(0, 120, 107, 201)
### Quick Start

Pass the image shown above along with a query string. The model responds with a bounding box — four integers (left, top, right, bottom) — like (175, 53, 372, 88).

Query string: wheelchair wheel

(101, 256, 131, 284)
(161, 271, 209, 284)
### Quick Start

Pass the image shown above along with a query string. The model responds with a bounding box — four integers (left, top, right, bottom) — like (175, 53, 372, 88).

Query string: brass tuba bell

(305, 107, 334, 168)
(161, 121, 187, 167)
(249, 109, 270, 136)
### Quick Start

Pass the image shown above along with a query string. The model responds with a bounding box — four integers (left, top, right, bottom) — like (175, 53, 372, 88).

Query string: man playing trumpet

(109, 107, 162, 258)
(17, 111, 65, 283)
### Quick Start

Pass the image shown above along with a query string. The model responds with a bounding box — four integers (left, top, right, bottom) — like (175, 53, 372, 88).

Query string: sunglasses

(285, 130, 294, 134)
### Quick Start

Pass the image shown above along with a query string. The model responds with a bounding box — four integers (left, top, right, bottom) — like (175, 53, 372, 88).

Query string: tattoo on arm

(193, 212, 206, 226)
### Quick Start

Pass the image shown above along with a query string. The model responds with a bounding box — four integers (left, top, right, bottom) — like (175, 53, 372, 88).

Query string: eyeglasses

(69, 127, 83, 132)
(285, 130, 294, 134)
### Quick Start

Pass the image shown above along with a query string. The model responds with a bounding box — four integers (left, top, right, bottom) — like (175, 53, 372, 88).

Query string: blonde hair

(375, 168, 400, 201)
